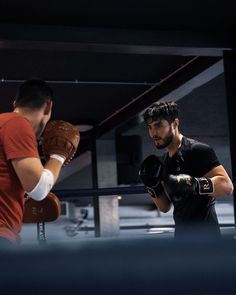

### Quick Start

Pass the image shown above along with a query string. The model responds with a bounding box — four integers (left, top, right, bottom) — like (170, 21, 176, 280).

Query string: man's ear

(44, 100, 53, 115)
(172, 118, 179, 129)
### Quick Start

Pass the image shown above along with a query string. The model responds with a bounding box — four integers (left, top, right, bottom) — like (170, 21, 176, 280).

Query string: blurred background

(0, 0, 235, 245)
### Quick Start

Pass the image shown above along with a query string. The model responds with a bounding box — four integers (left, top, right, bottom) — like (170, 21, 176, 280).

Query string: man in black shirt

(139, 101, 233, 238)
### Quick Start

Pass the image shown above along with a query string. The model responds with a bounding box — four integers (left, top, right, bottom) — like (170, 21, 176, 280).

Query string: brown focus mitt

(23, 192, 61, 223)
(42, 120, 80, 165)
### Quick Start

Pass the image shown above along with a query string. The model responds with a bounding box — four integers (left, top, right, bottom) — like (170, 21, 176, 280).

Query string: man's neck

(14, 107, 40, 134)
(167, 133, 183, 157)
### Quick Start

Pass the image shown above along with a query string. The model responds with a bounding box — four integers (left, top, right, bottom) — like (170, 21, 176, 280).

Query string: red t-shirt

(0, 112, 39, 242)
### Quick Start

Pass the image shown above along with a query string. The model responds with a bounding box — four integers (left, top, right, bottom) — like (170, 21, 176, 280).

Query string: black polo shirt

(162, 136, 221, 237)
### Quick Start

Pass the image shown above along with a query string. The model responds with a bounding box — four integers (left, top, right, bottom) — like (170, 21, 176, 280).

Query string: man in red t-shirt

(0, 79, 66, 245)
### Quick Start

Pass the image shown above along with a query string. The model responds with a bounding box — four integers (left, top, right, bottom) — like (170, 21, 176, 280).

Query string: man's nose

(149, 128, 158, 138)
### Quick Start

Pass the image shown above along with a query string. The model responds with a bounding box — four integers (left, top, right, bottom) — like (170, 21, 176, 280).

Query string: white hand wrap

(26, 169, 54, 201)
(50, 154, 65, 165)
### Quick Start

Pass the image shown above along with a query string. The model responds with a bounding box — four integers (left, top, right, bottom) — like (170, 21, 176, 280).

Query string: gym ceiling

(0, 0, 236, 154)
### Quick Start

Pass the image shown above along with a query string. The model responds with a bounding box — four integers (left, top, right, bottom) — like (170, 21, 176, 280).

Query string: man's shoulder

(0, 112, 16, 124)
(0, 112, 30, 127)
(182, 137, 220, 174)
(183, 136, 211, 152)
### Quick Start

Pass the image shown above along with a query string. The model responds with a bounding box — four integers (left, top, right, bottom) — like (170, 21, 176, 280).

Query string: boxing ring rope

(53, 186, 235, 229)
(53, 185, 147, 199)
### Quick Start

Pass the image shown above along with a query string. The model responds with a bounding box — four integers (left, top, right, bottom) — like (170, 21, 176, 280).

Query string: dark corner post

(91, 135, 100, 237)
(223, 50, 236, 226)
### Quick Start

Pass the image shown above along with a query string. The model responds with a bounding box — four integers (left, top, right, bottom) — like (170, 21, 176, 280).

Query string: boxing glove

(163, 174, 214, 201)
(139, 155, 164, 198)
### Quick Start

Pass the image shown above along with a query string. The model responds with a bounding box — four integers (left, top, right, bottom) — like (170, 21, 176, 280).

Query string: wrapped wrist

(195, 177, 214, 195)
(50, 154, 66, 165)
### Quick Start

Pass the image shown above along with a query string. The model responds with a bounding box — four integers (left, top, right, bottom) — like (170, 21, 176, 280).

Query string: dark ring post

(223, 50, 236, 226)
(91, 136, 100, 237)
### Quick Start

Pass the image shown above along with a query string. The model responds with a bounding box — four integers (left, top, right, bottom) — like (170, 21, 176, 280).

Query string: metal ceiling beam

(55, 58, 223, 182)
(71, 56, 222, 178)
(73, 56, 221, 157)
(0, 24, 235, 56)
(90, 56, 222, 139)
(0, 78, 154, 86)
(159, 59, 224, 103)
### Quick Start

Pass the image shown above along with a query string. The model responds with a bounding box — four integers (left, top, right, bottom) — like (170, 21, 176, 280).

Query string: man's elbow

(153, 201, 171, 213)
(159, 204, 171, 213)
(160, 208, 170, 213)
(224, 179, 234, 196)
(227, 181, 234, 195)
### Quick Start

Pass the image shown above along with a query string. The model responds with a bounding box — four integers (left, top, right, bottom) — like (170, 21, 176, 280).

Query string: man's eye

(156, 123, 162, 128)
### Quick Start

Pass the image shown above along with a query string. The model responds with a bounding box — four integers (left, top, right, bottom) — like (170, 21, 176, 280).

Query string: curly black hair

(143, 101, 179, 124)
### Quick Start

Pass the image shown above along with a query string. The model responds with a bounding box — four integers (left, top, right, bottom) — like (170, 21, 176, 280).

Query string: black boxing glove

(139, 155, 164, 198)
(163, 174, 214, 202)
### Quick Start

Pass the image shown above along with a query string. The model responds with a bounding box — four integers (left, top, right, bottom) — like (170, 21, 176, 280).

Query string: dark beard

(155, 127, 173, 150)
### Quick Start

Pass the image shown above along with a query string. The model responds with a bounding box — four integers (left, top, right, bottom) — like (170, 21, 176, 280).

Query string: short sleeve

(191, 142, 220, 176)
(2, 116, 39, 160)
